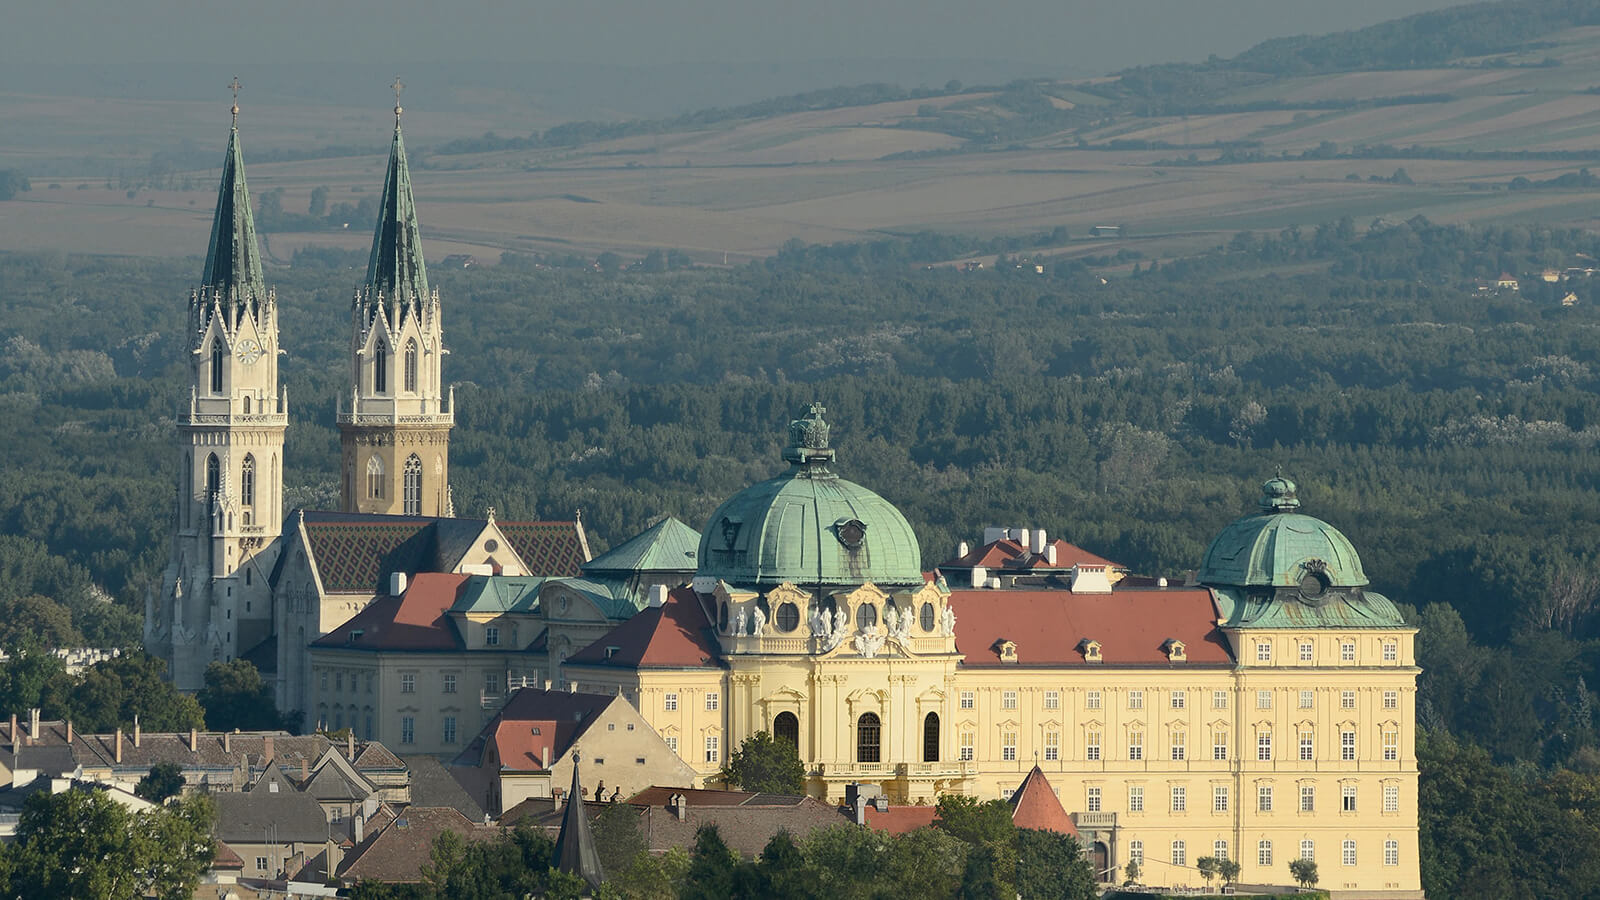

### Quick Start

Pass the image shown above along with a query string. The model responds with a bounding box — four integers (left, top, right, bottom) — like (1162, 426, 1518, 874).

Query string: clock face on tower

(235, 339, 263, 366)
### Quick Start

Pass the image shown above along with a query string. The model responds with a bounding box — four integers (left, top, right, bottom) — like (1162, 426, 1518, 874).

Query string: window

(211, 343, 225, 393)
(960, 731, 974, 761)
(241, 455, 255, 507)
(1300, 729, 1315, 760)
(443, 716, 456, 744)
(666, 736, 678, 755)
(319, 670, 328, 691)
(776, 712, 800, 749)
(1086, 730, 1101, 761)
(858, 713, 881, 763)
(1258, 785, 1273, 812)
(1087, 786, 1102, 812)
(1301, 784, 1316, 812)
(1044, 730, 1060, 761)
(401, 716, 414, 744)
(1128, 785, 1144, 812)
(1341, 690, 1356, 709)
(1002, 731, 1017, 761)
(1258, 690, 1276, 710)
(1383, 642, 1398, 662)
(1086, 690, 1102, 710)
(1384, 784, 1400, 812)
(705, 736, 720, 763)
(1129, 841, 1144, 866)
(400, 673, 415, 694)
(664, 692, 678, 711)
(403, 454, 422, 516)
(1128, 690, 1143, 710)
(1171, 690, 1186, 709)
(1257, 641, 1272, 662)
(1213, 690, 1229, 709)
(1301, 839, 1315, 861)
(1128, 731, 1143, 761)
(1383, 729, 1399, 761)
(1213, 840, 1229, 862)
(1341, 730, 1356, 761)
(1300, 641, 1313, 661)
(1002, 690, 1017, 709)
(484, 673, 500, 696)
(1213, 785, 1229, 812)
(256, 856, 269, 873)
(1300, 690, 1314, 709)
(485, 626, 499, 646)
(403, 340, 418, 393)
(374, 341, 388, 393)
(1384, 839, 1399, 866)
(1258, 841, 1273, 867)
(1384, 690, 1399, 710)
(335, 671, 343, 691)
(1258, 732, 1272, 761)
(1044, 690, 1060, 710)
(920, 603, 935, 631)
(442, 674, 456, 694)
(206, 454, 221, 502)
(367, 456, 384, 500)
(705, 692, 720, 711)
(960, 691, 975, 709)
(923, 713, 940, 762)
(1341, 641, 1356, 661)
(1171, 730, 1186, 761)
(366, 673, 373, 693)
(1213, 731, 1228, 761)
(1342, 840, 1357, 866)
(1342, 784, 1358, 812)
(1170, 786, 1186, 812)
(1171, 840, 1186, 867)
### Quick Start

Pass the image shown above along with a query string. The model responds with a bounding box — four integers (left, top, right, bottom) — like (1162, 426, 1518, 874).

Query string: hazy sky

(15, 0, 1469, 72)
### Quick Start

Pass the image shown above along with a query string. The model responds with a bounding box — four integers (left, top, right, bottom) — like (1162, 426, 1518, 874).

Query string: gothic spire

(365, 79, 429, 303)
(553, 754, 603, 890)
(201, 77, 266, 296)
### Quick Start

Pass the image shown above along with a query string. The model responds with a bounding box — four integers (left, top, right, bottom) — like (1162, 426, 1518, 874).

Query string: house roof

(544, 576, 640, 620)
(402, 755, 485, 821)
(449, 576, 547, 615)
(949, 586, 1230, 666)
(1008, 767, 1079, 837)
(862, 805, 938, 835)
(565, 587, 722, 670)
(625, 786, 808, 808)
(338, 807, 499, 883)
(940, 537, 1122, 573)
(312, 573, 470, 651)
(582, 517, 702, 575)
(211, 841, 246, 870)
(637, 796, 847, 857)
(499, 522, 590, 576)
(453, 688, 615, 772)
(211, 783, 331, 843)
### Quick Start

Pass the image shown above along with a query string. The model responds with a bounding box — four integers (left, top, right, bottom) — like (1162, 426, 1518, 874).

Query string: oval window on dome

(836, 518, 867, 550)
(920, 602, 936, 632)
(856, 603, 878, 630)
(1299, 571, 1329, 600)
(776, 602, 800, 633)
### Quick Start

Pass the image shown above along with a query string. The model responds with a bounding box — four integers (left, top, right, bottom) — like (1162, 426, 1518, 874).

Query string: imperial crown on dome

(695, 405, 923, 590)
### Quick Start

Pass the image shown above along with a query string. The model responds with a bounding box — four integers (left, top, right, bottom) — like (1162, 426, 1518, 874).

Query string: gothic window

(242, 395, 251, 414)
(367, 456, 384, 500)
(404, 339, 418, 393)
(211, 342, 224, 393)
(923, 712, 940, 762)
(403, 454, 422, 515)
(241, 455, 255, 509)
(205, 454, 221, 502)
(856, 712, 881, 763)
(774, 711, 799, 748)
(181, 454, 191, 528)
(374, 341, 388, 394)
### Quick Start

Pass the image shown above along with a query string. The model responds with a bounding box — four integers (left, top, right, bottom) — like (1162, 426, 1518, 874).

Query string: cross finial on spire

(391, 76, 404, 121)
(229, 75, 241, 124)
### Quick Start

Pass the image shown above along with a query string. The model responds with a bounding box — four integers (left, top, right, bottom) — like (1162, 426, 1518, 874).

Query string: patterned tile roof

(500, 522, 590, 576)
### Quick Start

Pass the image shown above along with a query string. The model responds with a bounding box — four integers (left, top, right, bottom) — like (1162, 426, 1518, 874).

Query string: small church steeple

(202, 76, 265, 296)
(366, 77, 429, 305)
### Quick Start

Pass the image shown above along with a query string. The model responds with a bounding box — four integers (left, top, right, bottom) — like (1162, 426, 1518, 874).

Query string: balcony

(817, 760, 977, 780)
(1073, 811, 1118, 830)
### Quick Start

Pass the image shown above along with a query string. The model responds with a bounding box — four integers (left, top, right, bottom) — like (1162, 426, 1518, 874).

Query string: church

(147, 91, 1421, 898)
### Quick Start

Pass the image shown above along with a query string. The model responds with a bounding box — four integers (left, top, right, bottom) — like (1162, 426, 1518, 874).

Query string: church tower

(338, 84, 453, 516)
(149, 84, 287, 689)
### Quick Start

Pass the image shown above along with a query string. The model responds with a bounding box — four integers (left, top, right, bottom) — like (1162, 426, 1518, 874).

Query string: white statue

(752, 606, 767, 635)
(941, 605, 956, 636)
(809, 606, 824, 635)
(893, 608, 912, 641)
(884, 605, 899, 634)
(834, 608, 849, 636)
(853, 630, 886, 659)
(735, 608, 747, 636)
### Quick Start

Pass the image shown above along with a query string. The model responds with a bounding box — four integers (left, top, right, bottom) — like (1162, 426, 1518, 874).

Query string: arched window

(923, 712, 940, 762)
(856, 603, 878, 630)
(373, 341, 388, 393)
(367, 456, 384, 500)
(404, 339, 418, 393)
(241, 455, 256, 508)
(403, 454, 422, 515)
(205, 454, 221, 502)
(774, 712, 799, 748)
(211, 342, 224, 393)
(242, 395, 251, 414)
(857, 712, 881, 763)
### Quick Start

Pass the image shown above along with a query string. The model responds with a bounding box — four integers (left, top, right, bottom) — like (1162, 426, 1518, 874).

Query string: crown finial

(784, 402, 835, 467)
(229, 75, 241, 124)
(391, 76, 404, 122)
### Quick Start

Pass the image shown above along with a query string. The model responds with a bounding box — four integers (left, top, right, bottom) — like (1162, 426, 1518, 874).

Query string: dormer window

(995, 639, 1019, 663)
(1079, 639, 1103, 662)
(1164, 639, 1187, 662)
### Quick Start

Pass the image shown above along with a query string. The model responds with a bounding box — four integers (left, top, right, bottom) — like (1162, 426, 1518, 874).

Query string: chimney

(541, 745, 550, 770)
(263, 736, 275, 763)
(301, 758, 310, 781)
(1157, 577, 1168, 588)
(568, 682, 578, 693)
(347, 732, 355, 762)
(224, 731, 231, 753)
(852, 795, 868, 825)
(389, 572, 407, 596)
(972, 566, 987, 588)
(133, 715, 141, 748)
(1030, 529, 1046, 555)
(354, 814, 365, 844)
(1045, 545, 1058, 566)
(543, 680, 552, 691)
(8, 713, 15, 750)
(189, 728, 198, 753)
(65, 721, 72, 744)
(648, 584, 668, 608)
(956, 541, 970, 558)
(29, 707, 40, 741)
(669, 793, 688, 821)
(114, 728, 123, 764)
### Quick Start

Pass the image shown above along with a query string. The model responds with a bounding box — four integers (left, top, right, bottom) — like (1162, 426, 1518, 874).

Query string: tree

(601, 845, 691, 900)
(681, 825, 739, 900)
(592, 799, 648, 874)
(0, 637, 68, 717)
(1218, 857, 1240, 886)
(1015, 828, 1095, 900)
(135, 762, 185, 803)
(4, 788, 214, 900)
(933, 794, 1016, 847)
(1289, 857, 1319, 888)
(1196, 854, 1218, 888)
(1122, 857, 1141, 885)
(62, 653, 204, 733)
(721, 730, 805, 794)
(196, 659, 282, 732)
(801, 823, 892, 899)
(309, 185, 329, 218)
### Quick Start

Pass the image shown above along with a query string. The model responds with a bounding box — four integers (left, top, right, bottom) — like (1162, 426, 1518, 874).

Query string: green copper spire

(365, 79, 429, 302)
(201, 77, 266, 296)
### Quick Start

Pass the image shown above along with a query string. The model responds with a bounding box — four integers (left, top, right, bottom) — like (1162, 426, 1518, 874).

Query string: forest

(6, 214, 1600, 893)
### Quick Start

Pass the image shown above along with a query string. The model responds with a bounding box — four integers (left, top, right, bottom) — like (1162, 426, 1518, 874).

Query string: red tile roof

(941, 538, 1123, 572)
(566, 588, 723, 669)
(863, 805, 938, 834)
(1009, 767, 1079, 836)
(950, 587, 1229, 666)
(456, 689, 614, 773)
(625, 786, 811, 808)
(311, 573, 470, 651)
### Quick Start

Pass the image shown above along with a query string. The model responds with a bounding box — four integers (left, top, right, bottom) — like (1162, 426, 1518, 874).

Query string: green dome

(1198, 476, 1369, 589)
(696, 404, 924, 590)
